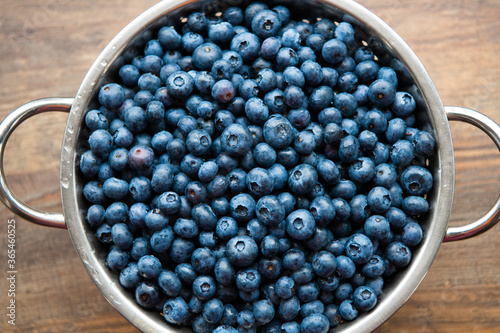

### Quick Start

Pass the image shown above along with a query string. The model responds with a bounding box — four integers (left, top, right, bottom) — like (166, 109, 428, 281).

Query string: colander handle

(0, 98, 74, 229)
(444, 106, 500, 242)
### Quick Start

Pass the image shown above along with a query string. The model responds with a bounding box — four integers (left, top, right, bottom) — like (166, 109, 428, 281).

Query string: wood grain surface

(0, 0, 499, 332)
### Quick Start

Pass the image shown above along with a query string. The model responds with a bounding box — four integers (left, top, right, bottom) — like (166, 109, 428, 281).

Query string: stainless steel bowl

(1, 0, 500, 332)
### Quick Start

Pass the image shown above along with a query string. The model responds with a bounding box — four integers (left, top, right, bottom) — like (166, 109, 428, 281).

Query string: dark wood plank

(0, 0, 499, 332)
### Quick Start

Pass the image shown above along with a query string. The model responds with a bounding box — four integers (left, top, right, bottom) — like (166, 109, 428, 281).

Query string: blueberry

(156, 26, 181, 50)
(212, 258, 235, 288)
(106, 246, 129, 271)
(212, 79, 236, 104)
(166, 71, 195, 98)
(367, 186, 392, 214)
(181, 154, 203, 178)
(368, 79, 396, 107)
(348, 157, 375, 184)
(263, 115, 295, 149)
(254, 195, 285, 227)
(226, 235, 258, 267)
(98, 83, 125, 108)
(105, 202, 128, 225)
(298, 281, 321, 302)
(320, 304, 341, 328)
(149, 165, 173, 194)
(119, 65, 140, 87)
(253, 299, 275, 325)
(89, 129, 113, 156)
(279, 295, 301, 321)
(168, 238, 195, 264)
(156, 270, 182, 297)
(276, 47, 300, 70)
(157, 191, 181, 215)
(392, 91, 416, 117)
(102, 177, 128, 200)
(149, 226, 174, 253)
(128, 145, 154, 171)
(413, 130, 435, 157)
(322, 39, 348, 64)
(111, 223, 133, 249)
(334, 255, 355, 279)
(400, 165, 433, 196)
(285, 209, 316, 240)
(187, 11, 208, 32)
(284, 85, 307, 109)
(300, 313, 329, 333)
(191, 203, 218, 231)
(86, 204, 105, 228)
(362, 255, 386, 278)
(252, 10, 282, 39)
(293, 131, 317, 155)
(192, 315, 217, 333)
(173, 218, 199, 239)
(281, 28, 302, 50)
(218, 304, 238, 327)
(192, 275, 217, 301)
(402, 195, 430, 216)
(402, 221, 424, 246)
(274, 276, 295, 300)
(345, 233, 374, 265)
(372, 163, 396, 188)
(377, 66, 398, 87)
(268, 221, 286, 240)
(123, 106, 148, 133)
(247, 167, 274, 196)
(133, 90, 154, 108)
(385, 117, 407, 143)
(129, 237, 150, 261)
(163, 297, 189, 325)
(135, 281, 161, 309)
(189, 295, 204, 314)
(275, 147, 298, 169)
(213, 325, 238, 333)
(369, 142, 390, 165)
(386, 241, 412, 267)
(200, 298, 224, 324)
(230, 32, 260, 62)
(339, 300, 358, 321)
(245, 97, 270, 125)
(362, 109, 388, 134)
(237, 309, 256, 329)
(288, 164, 318, 195)
(312, 251, 337, 278)
(301, 61, 323, 87)
(309, 196, 336, 227)
(230, 193, 256, 223)
(128, 176, 151, 202)
(390, 139, 414, 167)
(194, 71, 216, 95)
(364, 215, 391, 241)
(138, 73, 161, 93)
(216, 152, 239, 173)
(236, 268, 261, 292)
(216, 216, 238, 240)
(151, 131, 171, 154)
(220, 123, 253, 157)
(338, 135, 359, 163)
(119, 262, 142, 289)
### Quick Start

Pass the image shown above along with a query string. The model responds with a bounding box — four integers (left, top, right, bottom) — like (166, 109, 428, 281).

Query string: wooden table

(0, 0, 499, 332)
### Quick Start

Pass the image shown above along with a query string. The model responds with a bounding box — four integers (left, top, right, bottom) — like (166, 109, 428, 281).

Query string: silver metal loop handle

(444, 106, 500, 242)
(0, 98, 74, 229)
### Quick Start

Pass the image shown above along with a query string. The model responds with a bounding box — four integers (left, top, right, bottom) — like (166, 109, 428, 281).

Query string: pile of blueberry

(80, 2, 436, 332)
